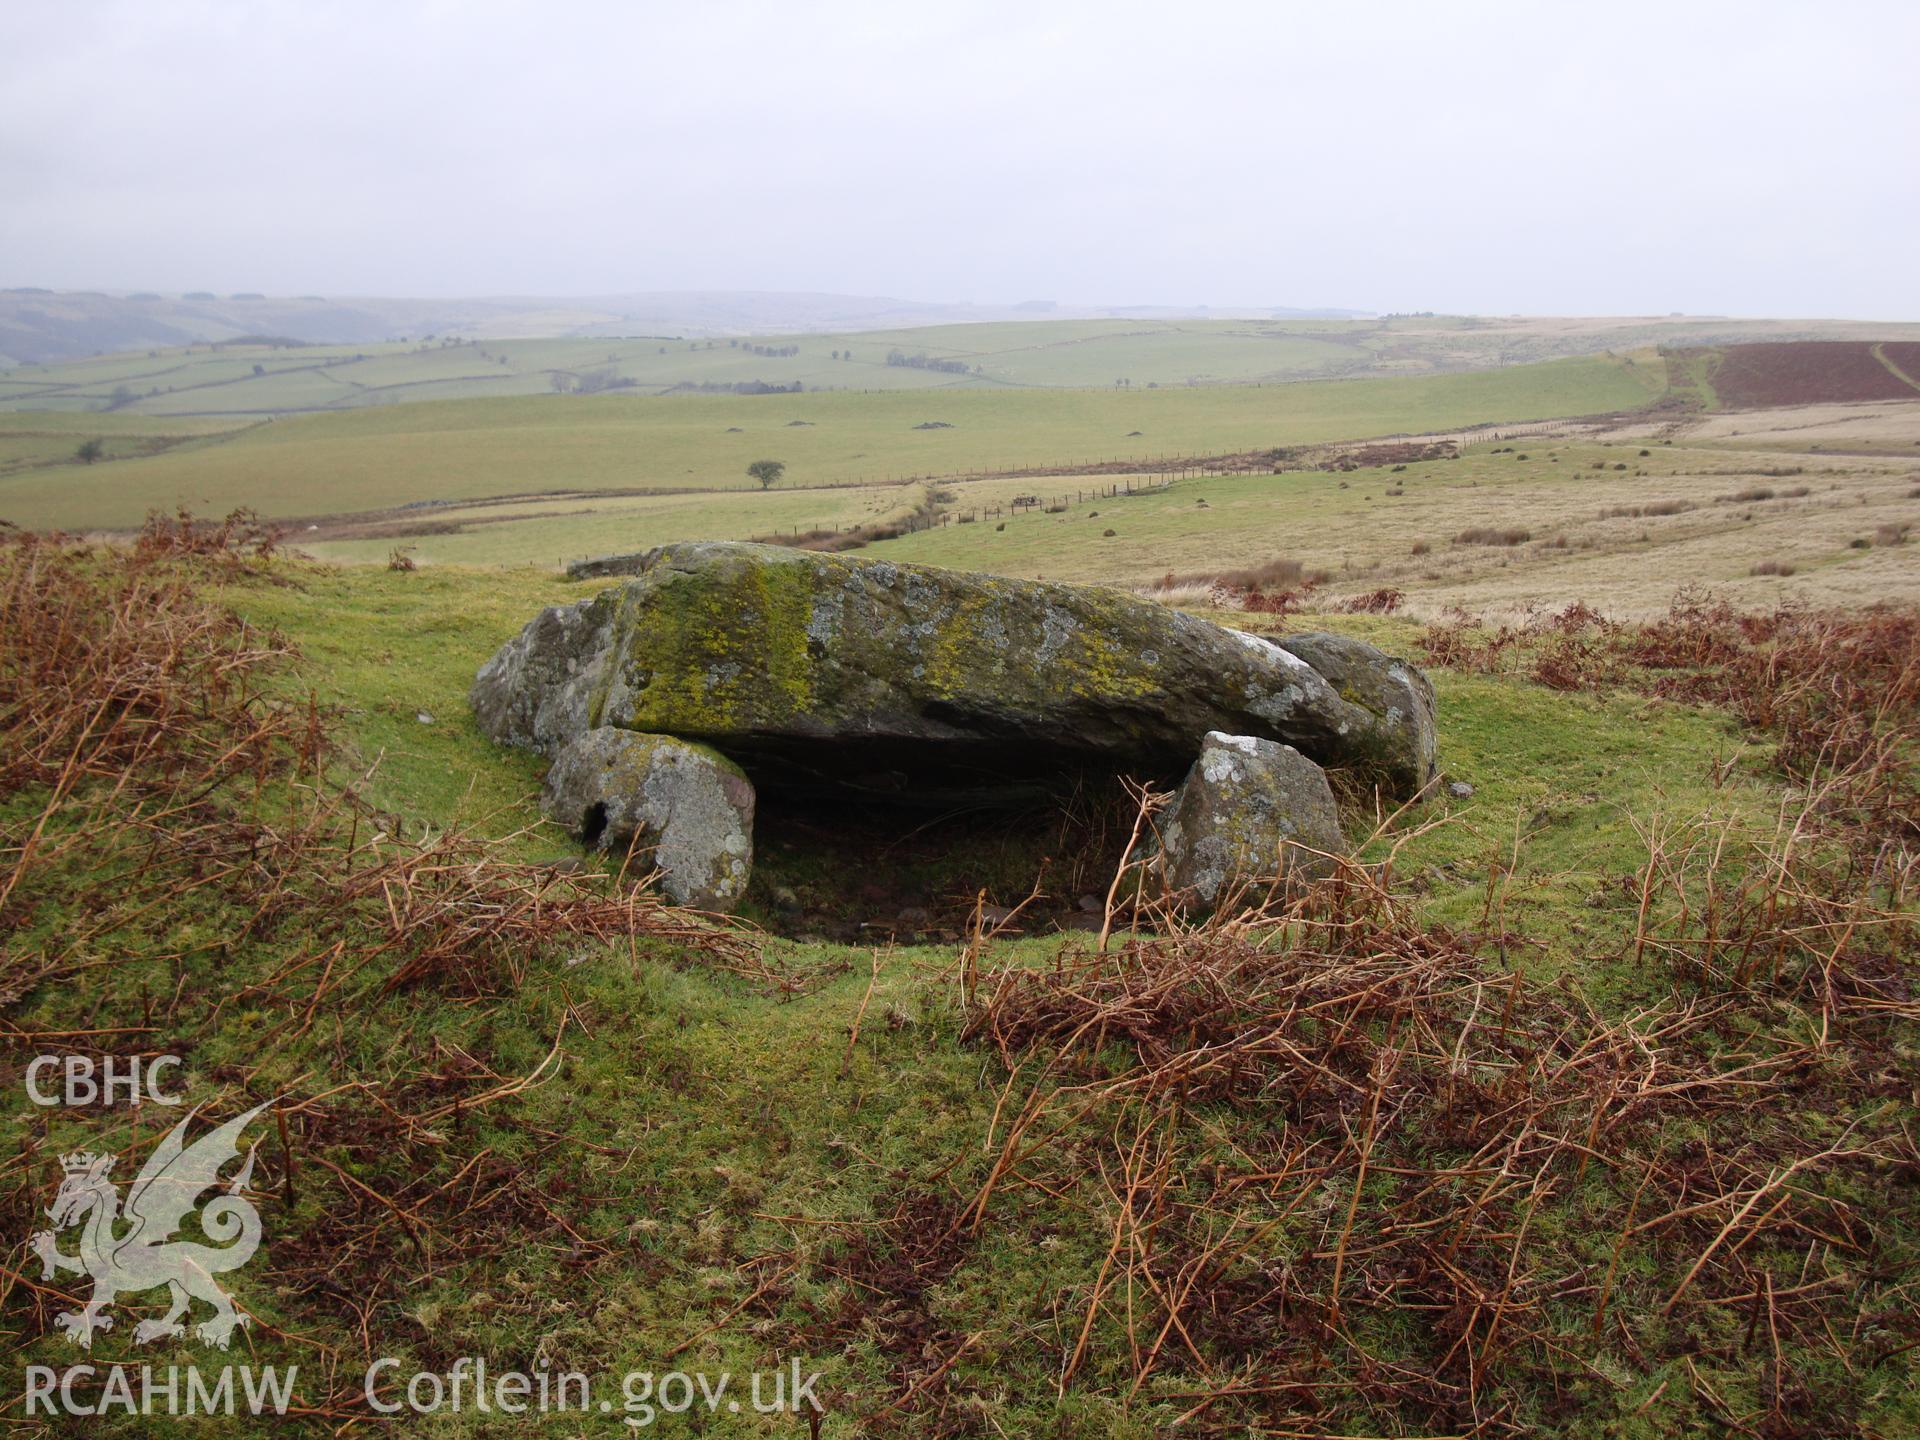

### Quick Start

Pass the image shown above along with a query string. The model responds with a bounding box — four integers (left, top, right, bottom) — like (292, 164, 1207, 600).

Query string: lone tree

(74, 438, 105, 464)
(747, 459, 786, 490)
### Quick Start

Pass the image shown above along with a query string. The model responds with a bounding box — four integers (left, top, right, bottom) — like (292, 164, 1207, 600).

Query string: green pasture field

(302, 482, 931, 569)
(0, 411, 247, 478)
(10, 314, 1920, 427)
(0, 352, 1664, 531)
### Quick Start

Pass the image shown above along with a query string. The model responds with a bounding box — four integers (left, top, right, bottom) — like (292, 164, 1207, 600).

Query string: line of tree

(885, 349, 975, 375)
(669, 380, 804, 395)
(549, 367, 636, 394)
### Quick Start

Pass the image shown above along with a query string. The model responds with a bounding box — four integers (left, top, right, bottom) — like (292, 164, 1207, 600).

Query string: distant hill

(9, 311, 1920, 420)
(0, 289, 1368, 367)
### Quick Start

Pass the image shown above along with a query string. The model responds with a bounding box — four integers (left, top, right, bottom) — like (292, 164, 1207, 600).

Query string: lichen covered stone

(1276, 631, 1438, 796)
(471, 595, 616, 753)
(475, 541, 1434, 798)
(540, 728, 754, 912)
(1158, 732, 1343, 911)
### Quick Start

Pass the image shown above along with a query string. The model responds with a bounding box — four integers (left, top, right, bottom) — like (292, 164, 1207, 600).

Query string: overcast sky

(2, 0, 1913, 317)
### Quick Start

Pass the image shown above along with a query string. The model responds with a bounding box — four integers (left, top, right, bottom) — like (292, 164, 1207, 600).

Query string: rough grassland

(8, 551, 1911, 1437)
(856, 433, 1920, 618)
(0, 354, 1662, 531)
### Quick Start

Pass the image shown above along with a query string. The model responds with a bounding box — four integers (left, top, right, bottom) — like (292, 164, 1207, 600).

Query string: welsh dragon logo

(30, 1099, 272, 1349)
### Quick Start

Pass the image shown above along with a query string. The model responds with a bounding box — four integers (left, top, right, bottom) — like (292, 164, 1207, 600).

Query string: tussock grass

(1453, 524, 1532, 546)
(1599, 498, 1694, 518)
(1720, 483, 1812, 503)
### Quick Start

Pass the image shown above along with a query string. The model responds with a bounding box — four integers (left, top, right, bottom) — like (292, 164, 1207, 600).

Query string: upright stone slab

(540, 728, 754, 912)
(1158, 732, 1343, 910)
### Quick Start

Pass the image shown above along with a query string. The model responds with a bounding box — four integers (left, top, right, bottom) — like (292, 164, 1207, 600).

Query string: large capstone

(540, 728, 754, 911)
(474, 541, 1436, 799)
(1157, 732, 1343, 910)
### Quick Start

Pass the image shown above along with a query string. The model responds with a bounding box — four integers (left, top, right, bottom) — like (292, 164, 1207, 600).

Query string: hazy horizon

(8, 286, 1917, 326)
(4, 0, 1916, 319)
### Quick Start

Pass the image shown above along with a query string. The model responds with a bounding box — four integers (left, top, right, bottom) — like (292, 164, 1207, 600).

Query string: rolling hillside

(0, 353, 1664, 531)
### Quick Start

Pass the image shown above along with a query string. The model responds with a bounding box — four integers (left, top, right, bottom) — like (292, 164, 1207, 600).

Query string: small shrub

(1639, 448, 1651, 457)
(1850, 537, 1871, 549)
(1102, 528, 1117, 537)
(1874, 522, 1910, 547)
(1749, 559, 1796, 576)
(1409, 540, 1431, 556)
(1333, 588, 1403, 614)
(1720, 487, 1775, 503)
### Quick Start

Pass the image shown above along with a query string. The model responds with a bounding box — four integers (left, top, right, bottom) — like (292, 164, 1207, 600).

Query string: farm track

(1872, 342, 1920, 395)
